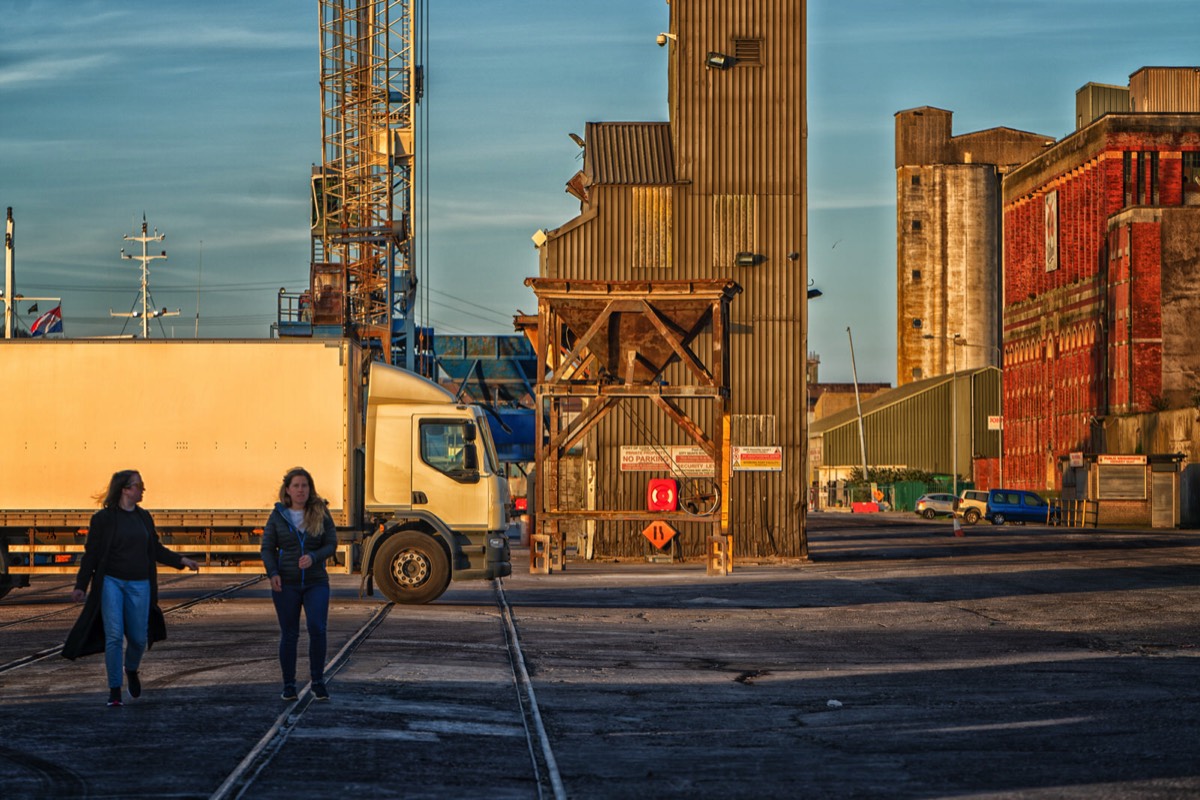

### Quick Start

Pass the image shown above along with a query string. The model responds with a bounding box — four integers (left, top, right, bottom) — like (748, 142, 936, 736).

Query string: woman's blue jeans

(101, 576, 151, 690)
(271, 582, 330, 686)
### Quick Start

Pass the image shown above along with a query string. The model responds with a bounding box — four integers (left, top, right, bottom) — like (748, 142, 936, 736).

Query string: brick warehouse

(1001, 67, 1200, 492)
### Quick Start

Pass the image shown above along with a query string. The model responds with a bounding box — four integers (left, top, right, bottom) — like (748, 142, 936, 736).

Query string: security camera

(656, 32, 676, 47)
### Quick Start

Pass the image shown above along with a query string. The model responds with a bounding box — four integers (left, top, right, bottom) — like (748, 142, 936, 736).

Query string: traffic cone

(952, 514, 964, 537)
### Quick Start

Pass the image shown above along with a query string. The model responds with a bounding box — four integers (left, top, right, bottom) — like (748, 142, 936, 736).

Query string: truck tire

(372, 531, 451, 605)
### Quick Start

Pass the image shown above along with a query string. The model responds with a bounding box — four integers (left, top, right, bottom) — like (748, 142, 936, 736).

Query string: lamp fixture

(734, 251, 760, 267)
(807, 288, 823, 300)
(705, 51, 735, 70)
(568, 132, 585, 148)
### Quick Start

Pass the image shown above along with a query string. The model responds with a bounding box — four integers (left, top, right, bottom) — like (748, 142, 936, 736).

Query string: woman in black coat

(65, 470, 199, 707)
(261, 466, 338, 702)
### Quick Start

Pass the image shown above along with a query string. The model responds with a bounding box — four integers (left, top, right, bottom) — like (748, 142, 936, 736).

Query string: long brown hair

(98, 469, 140, 510)
(278, 467, 328, 534)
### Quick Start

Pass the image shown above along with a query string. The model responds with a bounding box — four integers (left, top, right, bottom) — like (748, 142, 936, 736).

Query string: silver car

(915, 493, 959, 519)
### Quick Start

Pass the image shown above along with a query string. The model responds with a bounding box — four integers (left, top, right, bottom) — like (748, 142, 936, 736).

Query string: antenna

(111, 215, 180, 338)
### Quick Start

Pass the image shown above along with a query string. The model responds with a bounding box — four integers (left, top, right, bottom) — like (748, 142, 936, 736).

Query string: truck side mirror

(464, 443, 478, 471)
(464, 421, 477, 442)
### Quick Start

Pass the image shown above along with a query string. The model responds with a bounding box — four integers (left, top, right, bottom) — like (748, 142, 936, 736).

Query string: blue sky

(1, 1, 1197, 382)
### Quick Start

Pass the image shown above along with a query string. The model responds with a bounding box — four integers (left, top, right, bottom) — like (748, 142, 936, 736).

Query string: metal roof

(584, 122, 675, 185)
(810, 367, 991, 435)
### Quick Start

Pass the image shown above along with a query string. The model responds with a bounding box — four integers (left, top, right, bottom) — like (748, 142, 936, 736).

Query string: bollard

(707, 534, 733, 576)
(530, 534, 552, 574)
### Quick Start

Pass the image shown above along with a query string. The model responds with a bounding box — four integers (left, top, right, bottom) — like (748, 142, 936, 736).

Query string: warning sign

(732, 446, 783, 472)
(620, 445, 714, 476)
(620, 446, 671, 472)
(641, 520, 677, 549)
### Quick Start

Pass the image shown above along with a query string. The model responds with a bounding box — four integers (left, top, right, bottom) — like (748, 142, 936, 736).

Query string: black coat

(62, 506, 183, 660)
(261, 503, 338, 586)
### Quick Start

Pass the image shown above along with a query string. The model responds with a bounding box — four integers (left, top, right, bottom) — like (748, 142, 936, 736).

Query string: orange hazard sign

(641, 520, 677, 550)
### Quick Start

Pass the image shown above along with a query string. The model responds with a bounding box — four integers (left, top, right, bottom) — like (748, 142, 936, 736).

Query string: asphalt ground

(1, 513, 1198, 799)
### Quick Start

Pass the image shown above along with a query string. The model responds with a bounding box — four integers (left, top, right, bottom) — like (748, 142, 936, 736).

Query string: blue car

(986, 489, 1061, 525)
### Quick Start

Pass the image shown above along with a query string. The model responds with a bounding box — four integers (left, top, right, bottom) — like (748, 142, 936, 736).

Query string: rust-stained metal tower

(310, 0, 419, 367)
(526, 278, 741, 568)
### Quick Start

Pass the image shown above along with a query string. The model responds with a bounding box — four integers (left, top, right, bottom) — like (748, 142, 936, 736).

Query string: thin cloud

(0, 54, 114, 89)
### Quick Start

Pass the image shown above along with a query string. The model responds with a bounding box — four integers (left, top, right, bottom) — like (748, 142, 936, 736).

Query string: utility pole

(846, 327, 870, 492)
(111, 216, 179, 338)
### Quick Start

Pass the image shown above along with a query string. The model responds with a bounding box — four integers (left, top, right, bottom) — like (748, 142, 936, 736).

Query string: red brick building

(1001, 68, 1200, 491)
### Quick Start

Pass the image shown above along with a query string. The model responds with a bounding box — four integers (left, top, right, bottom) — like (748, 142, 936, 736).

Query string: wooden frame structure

(525, 279, 741, 569)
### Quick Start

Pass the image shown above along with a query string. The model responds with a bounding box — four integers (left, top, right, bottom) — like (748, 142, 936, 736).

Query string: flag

(27, 303, 38, 314)
(31, 305, 63, 337)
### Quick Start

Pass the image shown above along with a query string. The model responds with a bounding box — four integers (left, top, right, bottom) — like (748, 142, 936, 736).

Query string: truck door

(411, 417, 492, 531)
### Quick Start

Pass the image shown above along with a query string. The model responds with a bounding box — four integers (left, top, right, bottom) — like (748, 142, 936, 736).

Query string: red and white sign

(620, 445, 714, 476)
(1097, 454, 1146, 466)
(987, 415, 1004, 431)
(1069, 451, 1085, 468)
(732, 446, 783, 472)
(646, 478, 678, 511)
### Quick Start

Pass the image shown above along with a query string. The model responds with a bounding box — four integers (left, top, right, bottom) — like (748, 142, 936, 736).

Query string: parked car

(915, 493, 959, 519)
(958, 489, 989, 524)
(986, 489, 1061, 525)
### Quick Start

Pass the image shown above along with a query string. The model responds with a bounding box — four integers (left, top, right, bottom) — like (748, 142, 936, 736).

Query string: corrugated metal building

(809, 367, 1002, 487)
(1075, 82, 1129, 131)
(535, 0, 808, 558)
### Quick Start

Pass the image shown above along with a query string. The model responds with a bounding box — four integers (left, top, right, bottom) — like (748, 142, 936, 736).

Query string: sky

(1, 0, 1198, 383)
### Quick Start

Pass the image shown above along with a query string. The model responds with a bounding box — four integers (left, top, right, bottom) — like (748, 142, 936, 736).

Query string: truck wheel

(992, 513, 1006, 526)
(964, 509, 980, 524)
(373, 531, 450, 605)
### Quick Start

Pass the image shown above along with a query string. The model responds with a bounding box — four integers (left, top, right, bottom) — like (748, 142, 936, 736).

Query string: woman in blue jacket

(261, 467, 338, 701)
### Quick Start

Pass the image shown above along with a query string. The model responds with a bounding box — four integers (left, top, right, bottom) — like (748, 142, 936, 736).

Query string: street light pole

(924, 331, 962, 496)
(950, 338, 1004, 489)
(994, 344, 1003, 488)
(952, 335, 958, 498)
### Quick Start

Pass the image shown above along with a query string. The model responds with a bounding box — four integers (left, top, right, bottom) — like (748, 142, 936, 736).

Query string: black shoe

(311, 682, 330, 701)
(107, 688, 123, 707)
(126, 670, 141, 699)
(281, 684, 298, 701)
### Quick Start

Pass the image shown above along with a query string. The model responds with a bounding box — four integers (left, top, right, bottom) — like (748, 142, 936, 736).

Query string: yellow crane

(303, 0, 422, 369)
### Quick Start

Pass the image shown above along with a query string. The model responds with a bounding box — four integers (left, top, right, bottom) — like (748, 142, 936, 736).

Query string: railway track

(0, 573, 204, 633)
(208, 579, 565, 800)
(2, 575, 565, 799)
(0, 576, 264, 675)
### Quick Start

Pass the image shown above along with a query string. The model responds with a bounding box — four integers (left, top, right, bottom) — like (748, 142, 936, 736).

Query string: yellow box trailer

(0, 338, 511, 603)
